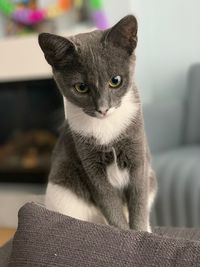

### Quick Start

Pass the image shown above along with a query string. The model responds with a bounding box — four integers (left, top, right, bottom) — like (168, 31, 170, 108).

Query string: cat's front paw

(131, 224, 152, 233)
(147, 224, 152, 233)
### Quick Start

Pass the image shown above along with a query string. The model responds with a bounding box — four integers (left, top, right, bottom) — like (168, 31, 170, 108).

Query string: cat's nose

(97, 107, 109, 116)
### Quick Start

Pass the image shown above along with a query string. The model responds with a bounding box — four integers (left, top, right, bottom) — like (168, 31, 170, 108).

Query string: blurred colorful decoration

(0, 0, 15, 15)
(89, 0, 108, 30)
(0, 0, 108, 36)
(0, 0, 72, 26)
(74, 0, 82, 9)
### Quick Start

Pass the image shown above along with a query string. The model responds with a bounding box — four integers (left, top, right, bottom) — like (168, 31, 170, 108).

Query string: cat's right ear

(38, 33, 76, 69)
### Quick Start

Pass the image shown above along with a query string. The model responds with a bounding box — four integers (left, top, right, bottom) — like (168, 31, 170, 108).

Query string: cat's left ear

(38, 33, 76, 69)
(104, 15, 138, 55)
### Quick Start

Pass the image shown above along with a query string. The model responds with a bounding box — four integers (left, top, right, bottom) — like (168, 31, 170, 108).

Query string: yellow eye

(109, 76, 122, 88)
(74, 83, 89, 93)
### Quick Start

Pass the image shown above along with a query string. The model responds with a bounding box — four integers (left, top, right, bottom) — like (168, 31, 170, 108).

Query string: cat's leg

(75, 144, 130, 230)
(93, 185, 129, 230)
(127, 166, 151, 232)
(45, 182, 106, 224)
(81, 168, 129, 230)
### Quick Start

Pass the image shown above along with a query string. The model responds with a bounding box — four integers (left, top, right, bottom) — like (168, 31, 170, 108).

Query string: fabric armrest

(8, 203, 200, 267)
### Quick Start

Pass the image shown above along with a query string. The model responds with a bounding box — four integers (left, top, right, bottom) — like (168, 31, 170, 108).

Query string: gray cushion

(153, 146, 200, 227)
(184, 64, 200, 144)
(6, 202, 200, 266)
(0, 240, 12, 267)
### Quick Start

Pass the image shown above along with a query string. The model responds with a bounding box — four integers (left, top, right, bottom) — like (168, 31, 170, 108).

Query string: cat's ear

(38, 33, 76, 69)
(105, 15, 138, 55)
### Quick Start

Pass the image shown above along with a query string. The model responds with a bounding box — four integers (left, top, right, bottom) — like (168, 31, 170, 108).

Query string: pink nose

(97, 108, 109, 116)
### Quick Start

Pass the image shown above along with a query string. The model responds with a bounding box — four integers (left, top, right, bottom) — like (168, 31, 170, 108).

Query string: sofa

(1, 202, 200, 267)
(144, 64, 200, 227)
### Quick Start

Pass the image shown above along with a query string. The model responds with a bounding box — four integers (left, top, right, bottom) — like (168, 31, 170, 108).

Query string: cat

(38, 15, 157, 232)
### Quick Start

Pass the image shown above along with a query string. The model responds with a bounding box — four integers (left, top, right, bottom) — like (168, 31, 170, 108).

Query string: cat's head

(38, 15, 138, 119)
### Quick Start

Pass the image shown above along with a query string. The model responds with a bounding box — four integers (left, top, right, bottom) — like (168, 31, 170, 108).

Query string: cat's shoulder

(52, 121, 75, 157)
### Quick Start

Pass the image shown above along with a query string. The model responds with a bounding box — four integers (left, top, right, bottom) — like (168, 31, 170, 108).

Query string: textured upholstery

(153, 146, 200, 227)
(0, 240, 12, 267)
(2, 203, 200, 267)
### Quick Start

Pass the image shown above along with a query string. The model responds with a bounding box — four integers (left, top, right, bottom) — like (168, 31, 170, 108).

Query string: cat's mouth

(95, 112, 109, 119)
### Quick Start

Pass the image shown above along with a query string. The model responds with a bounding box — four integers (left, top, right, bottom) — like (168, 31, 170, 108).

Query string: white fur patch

(147, 167, 156, 212)
(107, 148, 129, 189)
(148, 189, 156, 212)
(123, 205, 129, 223)
(45, 182, 106, 224)
(64, 90, 139, 145)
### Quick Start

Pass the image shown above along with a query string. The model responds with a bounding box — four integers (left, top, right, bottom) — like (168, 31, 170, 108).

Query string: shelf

(0, 25, 93, 82)
(0, 34, 52, 82)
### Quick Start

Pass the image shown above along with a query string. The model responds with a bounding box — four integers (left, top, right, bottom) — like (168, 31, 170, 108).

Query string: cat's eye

(74, 83, 89, 93)
(109, 76, 122, 88)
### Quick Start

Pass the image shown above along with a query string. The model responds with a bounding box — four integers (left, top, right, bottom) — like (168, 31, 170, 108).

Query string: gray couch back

(143, 101, 184, 154)
(184, 64, 200, 144)
(144, 63, 200, 154)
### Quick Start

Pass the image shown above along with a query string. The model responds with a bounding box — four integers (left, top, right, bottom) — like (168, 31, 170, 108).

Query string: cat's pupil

(112, 76, 120, 84)
(80, 84, 86, 91)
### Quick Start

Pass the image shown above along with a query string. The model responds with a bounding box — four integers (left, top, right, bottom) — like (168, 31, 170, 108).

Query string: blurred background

(0, 0, 200, 244)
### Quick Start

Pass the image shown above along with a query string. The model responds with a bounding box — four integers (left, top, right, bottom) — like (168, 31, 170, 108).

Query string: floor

(0, 228, 16, 246)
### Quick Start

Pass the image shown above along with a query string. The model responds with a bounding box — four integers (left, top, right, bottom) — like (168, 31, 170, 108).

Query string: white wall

(132, 0, 200, 103)
(103, 0, 132, 26)
(104, 0, 200, 103)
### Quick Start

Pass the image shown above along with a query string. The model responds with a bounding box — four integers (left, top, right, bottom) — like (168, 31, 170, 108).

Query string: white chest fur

(106, 148, 130, 189)
(64, 90, 139, 145)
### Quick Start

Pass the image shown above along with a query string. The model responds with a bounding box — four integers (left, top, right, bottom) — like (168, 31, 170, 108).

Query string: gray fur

(38, 15, 157, 231)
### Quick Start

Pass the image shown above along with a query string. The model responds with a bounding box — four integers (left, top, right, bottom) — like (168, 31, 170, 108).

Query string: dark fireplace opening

(0, 78, 64, 183)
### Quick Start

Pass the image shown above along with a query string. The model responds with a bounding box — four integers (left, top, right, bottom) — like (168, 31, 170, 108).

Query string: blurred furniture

(144, 64, 200, 227)
(0, 78, 63, 183)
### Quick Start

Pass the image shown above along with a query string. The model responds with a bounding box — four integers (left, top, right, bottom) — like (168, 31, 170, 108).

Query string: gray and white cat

(38, 15, 157, 232)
